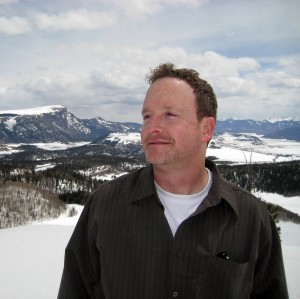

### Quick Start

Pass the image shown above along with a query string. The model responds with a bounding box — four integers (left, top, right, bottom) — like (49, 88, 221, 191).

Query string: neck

(153, 160, 208, 195)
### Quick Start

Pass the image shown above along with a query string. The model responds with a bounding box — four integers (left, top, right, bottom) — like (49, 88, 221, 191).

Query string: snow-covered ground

(208, 133, 300, 163)
(0, 195, 299, 298)
(0, 105, 65, 117)
(254, 192, 300, 216)
(1, 132, 300, 163)
(0, 205, 83, 299)
(105, 132, 141, 145)
(0, 142, 90, 156)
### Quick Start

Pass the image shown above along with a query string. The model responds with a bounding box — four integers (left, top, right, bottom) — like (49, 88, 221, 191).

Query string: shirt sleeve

(57, 198, 104, 299)
(251, 211, 289, 299)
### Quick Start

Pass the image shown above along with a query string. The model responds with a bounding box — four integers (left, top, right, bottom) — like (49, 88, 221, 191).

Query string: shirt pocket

(194, 253, 254, 299)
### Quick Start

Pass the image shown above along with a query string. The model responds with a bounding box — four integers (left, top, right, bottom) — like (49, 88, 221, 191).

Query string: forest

(1, 156, 299, 228)
(219, 161, 300, 196)
(0, 181, 65, 229)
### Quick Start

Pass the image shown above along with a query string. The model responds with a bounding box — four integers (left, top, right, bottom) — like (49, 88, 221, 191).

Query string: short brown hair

(146, 63, 218, 120)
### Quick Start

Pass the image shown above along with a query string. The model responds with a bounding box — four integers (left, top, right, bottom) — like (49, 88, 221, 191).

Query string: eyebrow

(141, 104, 177, 114)
(141, 108, 150, 115)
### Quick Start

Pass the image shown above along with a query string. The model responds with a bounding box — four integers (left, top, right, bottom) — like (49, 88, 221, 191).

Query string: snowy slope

(0, 198, 299, 299)
(1, 131, 300, 163)
(0, 105, 65, 116)
(208, 133, 300, 163)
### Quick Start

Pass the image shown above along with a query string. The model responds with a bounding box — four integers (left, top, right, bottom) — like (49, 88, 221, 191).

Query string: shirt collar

(130, 160, 239, 217)
(129, 164, 156, 203)
(205, 159, 239, 217)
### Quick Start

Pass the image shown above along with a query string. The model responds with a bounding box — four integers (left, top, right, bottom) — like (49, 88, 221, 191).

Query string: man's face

(141, 77, 206, 167)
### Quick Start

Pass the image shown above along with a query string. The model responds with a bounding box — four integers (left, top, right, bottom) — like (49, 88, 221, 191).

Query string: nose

(143, 115, 163, 134)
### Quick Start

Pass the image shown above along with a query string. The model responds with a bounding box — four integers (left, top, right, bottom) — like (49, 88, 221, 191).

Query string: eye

(142, 114, 151, 121)
(166, 111, 177, 117)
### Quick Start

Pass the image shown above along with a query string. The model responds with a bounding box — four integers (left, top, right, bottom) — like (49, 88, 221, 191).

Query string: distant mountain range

(215, 118, 300, 140)
(0, 105, 299, 143)
(0, 105, 140, 143)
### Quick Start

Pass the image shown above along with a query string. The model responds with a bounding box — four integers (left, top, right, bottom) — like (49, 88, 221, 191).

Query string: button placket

(168, 232, 186, 299)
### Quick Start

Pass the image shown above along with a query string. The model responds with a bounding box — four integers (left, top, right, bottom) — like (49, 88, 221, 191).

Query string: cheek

(140, 128, 147, 144)
(180, 127, 201, 145)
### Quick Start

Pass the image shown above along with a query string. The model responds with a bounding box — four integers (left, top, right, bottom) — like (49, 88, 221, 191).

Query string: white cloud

(0, 0, 299, 123)
(34, 9, 118, 31)
(0, 0, 299, 122)
(255, 71, 300, 89)
(0, 16, 31, 34)
(109, 0, 209, 19)
(278, 57, 300, 77)
(22, 74, 92, 99)
(24, 77, 61, 94)
(0, 0, 18, 4)
(3, 44, 298, 122)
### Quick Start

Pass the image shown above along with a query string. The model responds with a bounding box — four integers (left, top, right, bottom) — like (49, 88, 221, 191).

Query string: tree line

(218, 160, 300, 196)
(1, 159, 299, 227)
(0, 181, 65, 229)
(1, 158, 300, 230)
(1, 159, 299, 203)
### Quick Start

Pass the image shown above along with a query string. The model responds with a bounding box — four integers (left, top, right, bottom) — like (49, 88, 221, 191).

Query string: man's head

(146, 63, 218, 121)
(141, 63, 217, 168)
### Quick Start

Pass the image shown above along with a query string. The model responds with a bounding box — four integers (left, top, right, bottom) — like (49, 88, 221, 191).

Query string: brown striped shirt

(58, 159, 288, 299)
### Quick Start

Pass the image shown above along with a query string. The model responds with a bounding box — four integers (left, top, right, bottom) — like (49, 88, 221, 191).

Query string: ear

(200, 117, 215, 143)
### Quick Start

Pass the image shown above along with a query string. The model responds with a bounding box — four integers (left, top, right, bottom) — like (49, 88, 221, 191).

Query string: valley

(1, 105, 299, 228)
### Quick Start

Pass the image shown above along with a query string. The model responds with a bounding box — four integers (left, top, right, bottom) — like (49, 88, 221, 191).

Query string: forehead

(143, 77, 196, 108)
(146, 77, 193, 96)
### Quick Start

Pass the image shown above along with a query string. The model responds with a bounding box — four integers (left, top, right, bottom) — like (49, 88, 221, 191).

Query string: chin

(145, 155, 166, 165)
(146, 154, 177, 166)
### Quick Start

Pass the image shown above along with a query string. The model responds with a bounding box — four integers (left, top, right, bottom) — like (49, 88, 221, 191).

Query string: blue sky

(0, 0, 299, 122)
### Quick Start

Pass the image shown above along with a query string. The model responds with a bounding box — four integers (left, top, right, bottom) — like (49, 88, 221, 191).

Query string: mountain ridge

(0, 105, 299, 143)
(0, 105, 140, 143)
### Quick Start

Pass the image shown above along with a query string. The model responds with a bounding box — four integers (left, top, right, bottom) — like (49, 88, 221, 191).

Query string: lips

(148, 139, 170, 145)
(144, 136, 173, 147)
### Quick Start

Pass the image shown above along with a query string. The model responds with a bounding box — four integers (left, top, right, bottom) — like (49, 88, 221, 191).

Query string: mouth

(146, 139, 171, 146)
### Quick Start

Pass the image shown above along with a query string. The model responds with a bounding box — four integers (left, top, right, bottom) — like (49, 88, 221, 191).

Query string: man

(58, 63, 288, 298)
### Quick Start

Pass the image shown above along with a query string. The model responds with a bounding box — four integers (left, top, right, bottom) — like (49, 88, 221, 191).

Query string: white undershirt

(155, 168, 213, 236)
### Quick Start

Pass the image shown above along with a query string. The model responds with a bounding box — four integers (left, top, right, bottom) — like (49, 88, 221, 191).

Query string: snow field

(0, 198, 299, 298)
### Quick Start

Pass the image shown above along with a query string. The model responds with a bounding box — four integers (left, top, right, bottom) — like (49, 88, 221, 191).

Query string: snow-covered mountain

(215, 118, 300, 141)
(0, 105, 141, 143)
(1, 105, 299, 162)
(1, 105, 299, 143)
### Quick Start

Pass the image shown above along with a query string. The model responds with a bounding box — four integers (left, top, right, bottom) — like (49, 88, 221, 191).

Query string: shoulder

(95, 165, 150, 193)
(207, 159, 270, 223)
(86, 165, 152, 207)
(82, 165, 154, 229)
(221, 174, 272, 227)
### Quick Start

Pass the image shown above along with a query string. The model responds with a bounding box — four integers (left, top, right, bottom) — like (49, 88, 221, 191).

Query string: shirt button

(173, 291, 179, 297)
(176, 251, 182, 258)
